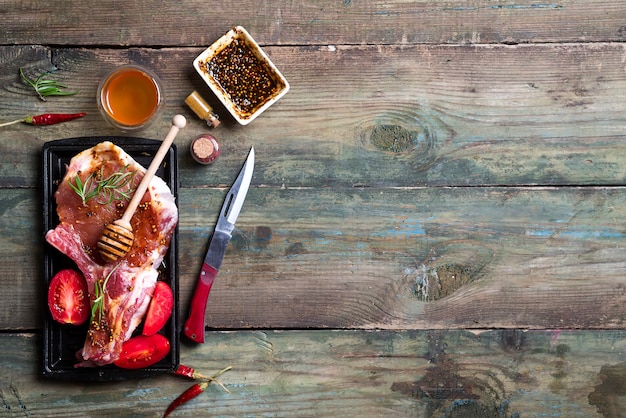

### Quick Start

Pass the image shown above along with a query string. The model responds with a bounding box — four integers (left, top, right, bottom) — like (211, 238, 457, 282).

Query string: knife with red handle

(184, 147, 254, 343)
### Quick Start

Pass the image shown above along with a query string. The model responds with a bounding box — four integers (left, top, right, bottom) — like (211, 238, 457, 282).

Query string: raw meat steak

(45, 141, 177, 366)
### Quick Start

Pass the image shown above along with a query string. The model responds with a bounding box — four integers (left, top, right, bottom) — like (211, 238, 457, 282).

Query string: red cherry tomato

(114, 334, 170, 369)
(47, 269, 89, 325)
(142, 281, 174, 336)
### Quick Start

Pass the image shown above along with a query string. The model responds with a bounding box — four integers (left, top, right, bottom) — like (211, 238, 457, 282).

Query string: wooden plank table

(2, 1, 626, 416)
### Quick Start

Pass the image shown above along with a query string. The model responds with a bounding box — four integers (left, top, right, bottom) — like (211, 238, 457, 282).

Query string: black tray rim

(42, 136, 180, 381)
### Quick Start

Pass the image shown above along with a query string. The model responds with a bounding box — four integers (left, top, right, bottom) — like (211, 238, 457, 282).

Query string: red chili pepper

(164, 365, 232, 417)
(173, 364, 214, 380)
(0, 112, 87, 127)
(173, 364, 196, 379)
(28, 112, 87, 125)
(173, 364, 201, 379)
(163, 382, 208, 417)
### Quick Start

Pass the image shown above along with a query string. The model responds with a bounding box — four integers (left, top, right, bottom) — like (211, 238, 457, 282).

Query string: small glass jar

(97, 65, 163, 131)
(190, 134, 220, 165)
(185, 91, 220, 128)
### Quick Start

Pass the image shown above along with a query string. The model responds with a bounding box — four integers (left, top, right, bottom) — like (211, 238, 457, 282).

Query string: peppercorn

(202, 38, 280, 116)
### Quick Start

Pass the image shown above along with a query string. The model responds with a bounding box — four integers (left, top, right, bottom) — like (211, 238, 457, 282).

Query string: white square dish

(193, 26, 290, 125)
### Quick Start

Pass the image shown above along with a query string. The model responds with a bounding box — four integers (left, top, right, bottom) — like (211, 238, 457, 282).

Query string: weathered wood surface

(2, 330, 626, 417)
(3, 40, 626, 330)
(3, 42, 626, 188)
(2, 1, 626, 46)
(3, 0, 626, 416)
(4, 185, 626, 331)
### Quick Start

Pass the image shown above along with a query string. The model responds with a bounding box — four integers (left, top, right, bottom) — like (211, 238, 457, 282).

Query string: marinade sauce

(202, 39, 282, 116)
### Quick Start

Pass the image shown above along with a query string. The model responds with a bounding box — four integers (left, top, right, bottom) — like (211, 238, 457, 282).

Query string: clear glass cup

(97, 65, 163, 131)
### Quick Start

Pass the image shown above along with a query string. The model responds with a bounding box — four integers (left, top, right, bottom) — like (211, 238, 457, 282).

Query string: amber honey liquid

(101, 67, 160, 127)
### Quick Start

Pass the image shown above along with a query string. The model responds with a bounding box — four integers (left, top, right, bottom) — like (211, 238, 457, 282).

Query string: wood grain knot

(407, 240, 494, 302)
(412, 264, 474, 301)
(355, 109, 453, 174)
(369, 124, 418, 153)
(391, 336, 516, 416)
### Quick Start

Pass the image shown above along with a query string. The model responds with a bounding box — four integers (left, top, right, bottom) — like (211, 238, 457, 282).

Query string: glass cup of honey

(97, 65, 163, 131)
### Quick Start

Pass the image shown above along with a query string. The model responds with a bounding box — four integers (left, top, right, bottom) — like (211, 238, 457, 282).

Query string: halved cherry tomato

(142, 281, 174, 336)
(114, 334, 170, 369)
(47, 269, 89, 325)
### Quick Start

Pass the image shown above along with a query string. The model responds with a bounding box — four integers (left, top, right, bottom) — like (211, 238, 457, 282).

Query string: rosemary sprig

(91, 263, 120, 326)
(19, 68, 78, 101)
(96, 169, 137, 205)
(69, 165, 137, 205)
(68, 172, 98, 205)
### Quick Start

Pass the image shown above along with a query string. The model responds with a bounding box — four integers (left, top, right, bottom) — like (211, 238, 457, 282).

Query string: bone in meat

(45, 142, 177, 366)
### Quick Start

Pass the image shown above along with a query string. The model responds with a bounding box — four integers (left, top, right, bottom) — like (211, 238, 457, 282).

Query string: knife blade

(183, 147, 255, 343)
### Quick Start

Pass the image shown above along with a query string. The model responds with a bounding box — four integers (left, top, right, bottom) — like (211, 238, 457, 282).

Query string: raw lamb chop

(45, 141, 177, 366)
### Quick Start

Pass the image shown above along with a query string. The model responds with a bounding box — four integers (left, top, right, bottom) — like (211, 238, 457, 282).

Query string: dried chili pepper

(164, 365, 232, 417)
(173, 364, 206, 380)
(163, 381, 208, 417)
(0, 112, 87, 127)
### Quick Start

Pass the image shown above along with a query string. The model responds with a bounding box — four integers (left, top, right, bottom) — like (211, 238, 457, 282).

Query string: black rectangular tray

(42, 137, 179, 381)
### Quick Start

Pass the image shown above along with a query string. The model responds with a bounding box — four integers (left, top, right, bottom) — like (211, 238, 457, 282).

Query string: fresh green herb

(93, 167, 137, 205)
(68, 172, 98, 204)
(69, 165, 137, 205)
(91, 263, 120, 326)
(19, 67, 78, 101)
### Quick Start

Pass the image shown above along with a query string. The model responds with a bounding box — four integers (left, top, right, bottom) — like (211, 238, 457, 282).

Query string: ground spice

(185, 91, 220, 128)
(203, 38, 280, 116)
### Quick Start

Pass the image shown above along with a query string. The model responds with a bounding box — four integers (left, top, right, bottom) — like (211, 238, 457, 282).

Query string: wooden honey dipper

(97, 114, 186, 263)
